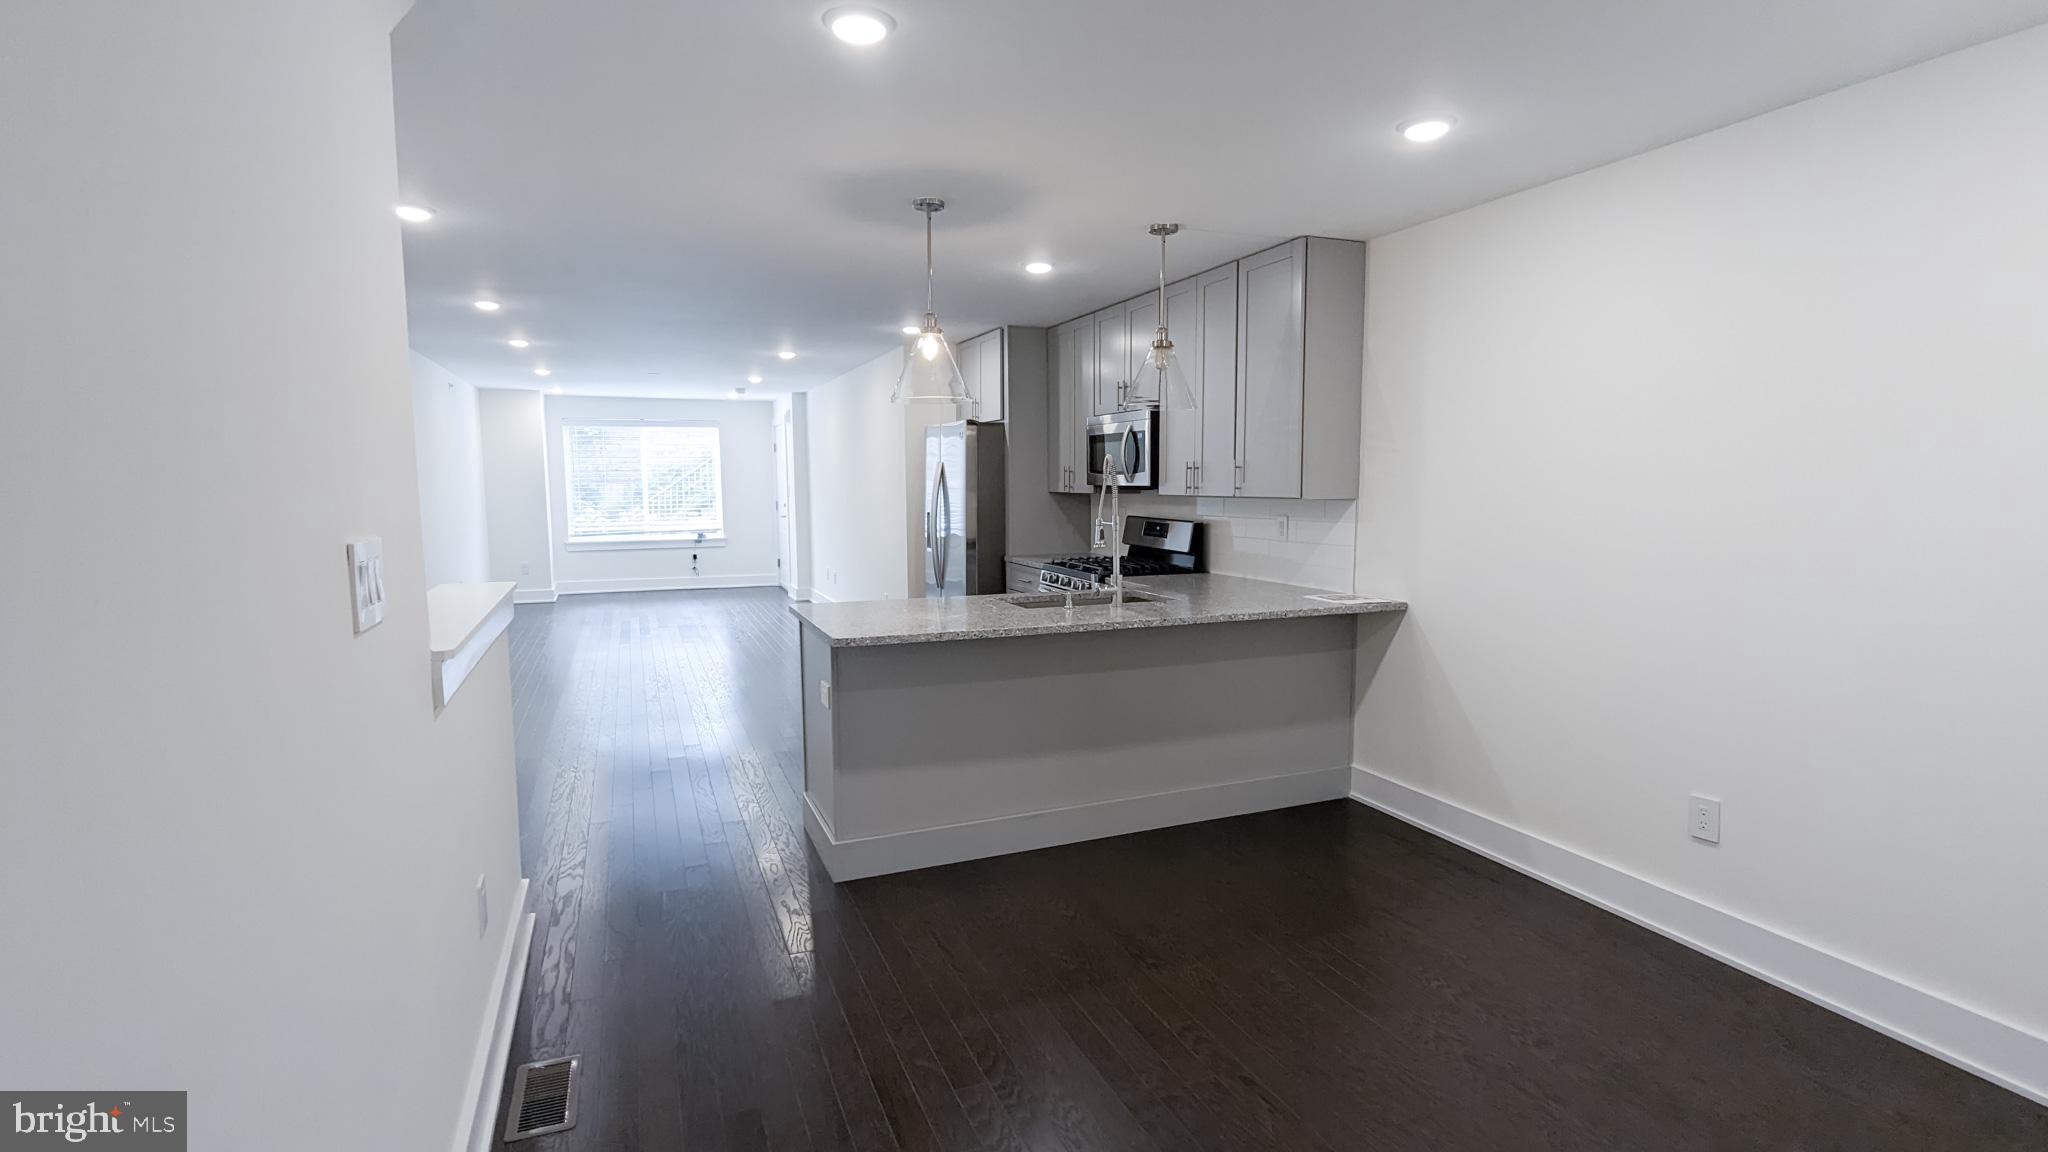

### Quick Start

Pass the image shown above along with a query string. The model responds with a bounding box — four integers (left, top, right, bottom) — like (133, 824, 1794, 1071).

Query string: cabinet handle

(1193, 461, 1201, 490)
(1235, 460, 1245, 492)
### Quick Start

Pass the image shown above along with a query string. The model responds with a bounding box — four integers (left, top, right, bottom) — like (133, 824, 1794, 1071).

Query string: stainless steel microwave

(1086, 410, 1158, 489)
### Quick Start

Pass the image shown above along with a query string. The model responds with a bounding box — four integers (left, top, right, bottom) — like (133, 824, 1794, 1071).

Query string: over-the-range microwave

(1086, 409, 1158, 489)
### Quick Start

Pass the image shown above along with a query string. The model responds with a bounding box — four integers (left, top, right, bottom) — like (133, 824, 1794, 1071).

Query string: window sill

(566, 535, 728, 552)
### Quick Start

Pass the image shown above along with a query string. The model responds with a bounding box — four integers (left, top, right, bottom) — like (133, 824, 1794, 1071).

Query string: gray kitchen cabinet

(1147, 275, 1202, 495)
(956, 327, 1005, 422)
(1044, 233, 1362, 501)
(975, 327, 1004, 422)
(1046, 317, 1093, 492)
(1194, 263, 1240, 497)
(1090, 303, 1126, 416)
(1232, 237, 1363, 499)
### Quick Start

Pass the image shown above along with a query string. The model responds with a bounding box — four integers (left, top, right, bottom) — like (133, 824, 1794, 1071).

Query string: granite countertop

(790, 573, 1406, 647)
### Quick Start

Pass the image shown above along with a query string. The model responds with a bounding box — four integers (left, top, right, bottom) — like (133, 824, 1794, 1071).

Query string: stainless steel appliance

(924, 421, 1007, 598)
(1086, 410, 1158, 490)
(1040, 516, 1201, 592)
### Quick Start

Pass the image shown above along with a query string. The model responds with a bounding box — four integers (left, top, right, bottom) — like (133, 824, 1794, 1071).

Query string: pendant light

(892, 196, 972, 408)
(1133, 223, 1198, 411)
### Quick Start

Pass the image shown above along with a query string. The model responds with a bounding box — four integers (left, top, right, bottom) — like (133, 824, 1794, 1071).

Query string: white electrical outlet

(475, 874, 489, 937)
(1276, 514, 1290, 540)
(519, 561, 530, 576)
(1690, 796, 1722, 844)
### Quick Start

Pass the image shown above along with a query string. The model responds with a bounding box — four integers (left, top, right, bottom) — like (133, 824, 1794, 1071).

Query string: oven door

(1085, 411, 1157, 489)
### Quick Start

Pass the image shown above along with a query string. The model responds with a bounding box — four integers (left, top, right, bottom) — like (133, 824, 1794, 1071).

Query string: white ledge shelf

(427, 581, 518, 711)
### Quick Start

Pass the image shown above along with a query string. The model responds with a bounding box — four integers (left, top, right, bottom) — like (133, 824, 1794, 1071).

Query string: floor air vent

(504, 1055, 580, 1141)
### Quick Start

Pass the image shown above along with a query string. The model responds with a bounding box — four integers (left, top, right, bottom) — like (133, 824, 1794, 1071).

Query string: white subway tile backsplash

(1116, 491, 1358, 590)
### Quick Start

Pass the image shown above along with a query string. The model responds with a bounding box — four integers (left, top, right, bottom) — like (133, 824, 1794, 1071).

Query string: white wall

(478, 388, 555, 600)
(0, 4, 525, 1150)
(1353, 21, 2048, 1078)
(805, 347, 922, 601)
(542, 395, 780, 593)
(411, 350, 490, 585)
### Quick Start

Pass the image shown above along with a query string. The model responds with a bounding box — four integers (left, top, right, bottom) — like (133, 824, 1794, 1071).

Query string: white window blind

(563, 421, 725, 543)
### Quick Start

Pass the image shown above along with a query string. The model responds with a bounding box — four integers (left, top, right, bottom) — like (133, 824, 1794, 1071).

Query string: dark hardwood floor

(495, 587, 2046, 1151)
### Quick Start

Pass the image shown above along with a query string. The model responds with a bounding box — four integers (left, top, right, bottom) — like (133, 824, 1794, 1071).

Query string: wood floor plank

(495, 588, 2048, 1152)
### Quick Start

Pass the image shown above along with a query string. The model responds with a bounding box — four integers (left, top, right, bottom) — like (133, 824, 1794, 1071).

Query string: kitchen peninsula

(791, 574, 1405, 879)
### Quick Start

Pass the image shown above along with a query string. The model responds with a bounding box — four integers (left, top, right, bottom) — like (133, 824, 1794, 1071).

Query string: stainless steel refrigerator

(923, 420, 1006, 598)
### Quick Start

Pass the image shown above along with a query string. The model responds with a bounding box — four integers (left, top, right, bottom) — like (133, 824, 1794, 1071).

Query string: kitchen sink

(1005, 590, 1159, 610)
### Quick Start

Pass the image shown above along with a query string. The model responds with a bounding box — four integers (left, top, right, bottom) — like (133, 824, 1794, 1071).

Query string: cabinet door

(956, 331, 984, 418)
(1123, 293, 1160, 411)
(1234, 240, 1305, 498)
(1046, 327, 1068, 491)
(1151, 278, 1200, 495)
(1091, 304, 1125, 416)
(1195, 263, 1239, 497)
(1048, 318, 1093, 491)
(977, 328, 1005, 422)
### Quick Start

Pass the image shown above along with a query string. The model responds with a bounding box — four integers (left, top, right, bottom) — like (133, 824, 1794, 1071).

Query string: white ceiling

(392, 0, 2047, 399)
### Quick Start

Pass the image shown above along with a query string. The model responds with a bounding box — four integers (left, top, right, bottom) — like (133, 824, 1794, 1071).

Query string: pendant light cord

(925, 205, 936, 317)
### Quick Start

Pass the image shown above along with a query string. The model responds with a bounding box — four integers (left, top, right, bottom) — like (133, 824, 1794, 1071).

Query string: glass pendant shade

(1138, 329, 1198, 410)
(892, 319, 971, 405)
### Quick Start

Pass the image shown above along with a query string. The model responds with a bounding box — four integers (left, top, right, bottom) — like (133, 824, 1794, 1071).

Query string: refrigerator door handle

(934, 461, 951, 591)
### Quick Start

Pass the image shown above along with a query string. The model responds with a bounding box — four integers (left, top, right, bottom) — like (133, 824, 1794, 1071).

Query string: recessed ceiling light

(902, 325, 922, 335)
(777, 350, 797, 360)
(473, 299, 501, 312)
(747, 373, 764, 384)
(1024, 261, 1053, 275)
(1399, 117, 1455, 144)
(824, 6, 894, 46)
(394, 205, 435, 223)
(533, 367, 551, 377)
(507, 338, 530, 348)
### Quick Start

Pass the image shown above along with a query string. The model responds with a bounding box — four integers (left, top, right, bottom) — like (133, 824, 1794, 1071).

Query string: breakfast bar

(790, 574, 1405, 879)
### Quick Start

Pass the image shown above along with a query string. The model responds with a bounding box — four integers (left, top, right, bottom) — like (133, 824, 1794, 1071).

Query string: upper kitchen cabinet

(1090, 303, 1127, 416)
(1047, 317, 1093, 492)
(1193, 264, 1240, 497)
(1232, 237, 1364, 499)
(957, 327, 1005, 422)
(1146, 274, 1206, 496)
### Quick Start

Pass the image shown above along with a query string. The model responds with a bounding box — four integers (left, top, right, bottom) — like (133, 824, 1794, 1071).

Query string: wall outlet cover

(346, 537, 385, 634)
(1690, 795, 1722, 844)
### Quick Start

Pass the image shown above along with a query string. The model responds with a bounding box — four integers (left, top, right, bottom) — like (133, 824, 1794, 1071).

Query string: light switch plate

(346, 537, 386, 634)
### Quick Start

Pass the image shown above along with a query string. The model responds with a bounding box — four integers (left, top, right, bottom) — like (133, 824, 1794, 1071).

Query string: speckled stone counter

(789, 573, 1406, 647)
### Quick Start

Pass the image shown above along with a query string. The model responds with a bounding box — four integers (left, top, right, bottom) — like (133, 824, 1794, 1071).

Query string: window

(563, 421, 724, 545)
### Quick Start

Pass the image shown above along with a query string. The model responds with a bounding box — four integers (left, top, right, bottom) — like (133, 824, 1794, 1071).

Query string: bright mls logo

(2, 1093, 184, 1149)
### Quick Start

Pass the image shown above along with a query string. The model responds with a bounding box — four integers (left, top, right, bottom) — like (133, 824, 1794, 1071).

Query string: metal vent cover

(505, 1055, 580, 1141)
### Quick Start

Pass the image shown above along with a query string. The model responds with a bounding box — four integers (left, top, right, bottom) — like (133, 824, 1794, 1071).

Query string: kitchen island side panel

(798, 620, 838, 830)
(827, 614, 1356, 841)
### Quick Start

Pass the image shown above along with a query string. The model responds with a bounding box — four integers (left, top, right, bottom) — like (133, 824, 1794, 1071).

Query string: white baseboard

(807, 766, 1351, 881)
(807, 588, 839, 603)
(450, 878, 536, 1152)
(512, 588, 558, 605)
(1349, 767, 2048, 1108)
(555, 573, 780, 595)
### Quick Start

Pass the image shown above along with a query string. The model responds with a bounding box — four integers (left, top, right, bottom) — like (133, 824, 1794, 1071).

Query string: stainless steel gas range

(1036, 516, 1202, 592)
